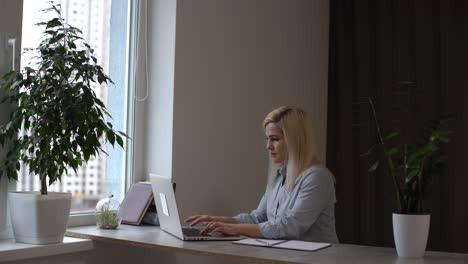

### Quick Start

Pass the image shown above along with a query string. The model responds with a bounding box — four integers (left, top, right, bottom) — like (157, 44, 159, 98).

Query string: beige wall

(7, 0, 330, 263)
(0, 0, 23, 74)
(0, 0, 23, 152)
(171, 0, 330, 222)
(0, 0, 23, 241)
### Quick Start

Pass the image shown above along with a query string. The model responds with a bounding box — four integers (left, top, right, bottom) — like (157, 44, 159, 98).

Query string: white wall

(136, 0, 178, 181)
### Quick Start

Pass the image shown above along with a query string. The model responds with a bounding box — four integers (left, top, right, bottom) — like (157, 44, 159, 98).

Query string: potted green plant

(362, 91, 452, 258)
(95, 194, 122, 229)
(0, 5, 126, 244)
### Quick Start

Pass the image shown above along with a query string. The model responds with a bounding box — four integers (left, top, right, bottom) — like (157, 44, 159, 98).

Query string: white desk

(0, 237, 93, 262)
(66, 225, 468, 264)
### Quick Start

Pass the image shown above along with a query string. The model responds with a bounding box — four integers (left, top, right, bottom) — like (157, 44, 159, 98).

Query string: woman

(185, 106, 339, 243)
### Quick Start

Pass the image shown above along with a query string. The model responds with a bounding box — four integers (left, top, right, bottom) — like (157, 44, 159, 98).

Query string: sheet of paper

(275, 240, 331, 251)
(233, 238, 286, 247)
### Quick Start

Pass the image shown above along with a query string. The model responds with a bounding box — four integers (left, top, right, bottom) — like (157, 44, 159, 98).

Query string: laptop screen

(149, 174, 185, 240)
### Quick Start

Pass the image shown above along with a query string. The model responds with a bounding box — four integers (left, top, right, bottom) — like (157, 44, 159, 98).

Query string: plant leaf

(116, 135, 124, 148)
(384, 132, 399, 141)
(387, 147, 398, 156)
(368, 160, 380, 172)
(360, 144, 377, 157)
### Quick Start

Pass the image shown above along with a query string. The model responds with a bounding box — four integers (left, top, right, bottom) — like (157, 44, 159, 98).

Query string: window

(17, 0, 136, 215)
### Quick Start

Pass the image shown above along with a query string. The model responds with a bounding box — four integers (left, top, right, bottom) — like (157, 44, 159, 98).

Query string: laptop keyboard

(182, 227, 209, 237)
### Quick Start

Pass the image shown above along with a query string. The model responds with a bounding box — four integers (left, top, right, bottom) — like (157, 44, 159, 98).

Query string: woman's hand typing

(200, 222, 240, 236)
(184, 215, 237, 226)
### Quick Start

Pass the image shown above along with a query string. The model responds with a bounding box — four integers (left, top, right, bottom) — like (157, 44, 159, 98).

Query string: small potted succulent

(0, 4, 126, 244)
(95, 194, 122, 229)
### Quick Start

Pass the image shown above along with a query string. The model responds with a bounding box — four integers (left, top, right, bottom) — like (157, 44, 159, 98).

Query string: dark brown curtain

(327, 0, 468, 253)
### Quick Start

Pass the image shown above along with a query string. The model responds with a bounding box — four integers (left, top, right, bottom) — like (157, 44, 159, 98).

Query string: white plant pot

(8, 192, 71, 244)
(393, 213, 430, 258)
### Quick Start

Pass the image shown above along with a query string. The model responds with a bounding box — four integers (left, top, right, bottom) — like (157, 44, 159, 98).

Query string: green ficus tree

(0, 5, 126, 195)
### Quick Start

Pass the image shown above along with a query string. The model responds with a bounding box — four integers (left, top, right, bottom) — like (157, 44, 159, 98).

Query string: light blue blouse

(233, 164, 339, 243)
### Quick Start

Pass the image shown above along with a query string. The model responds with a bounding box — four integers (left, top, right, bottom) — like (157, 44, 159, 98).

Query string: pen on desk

(255, 239, 272, 247)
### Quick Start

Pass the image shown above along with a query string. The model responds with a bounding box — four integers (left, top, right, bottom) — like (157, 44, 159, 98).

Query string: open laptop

(149, 174, 243, 241)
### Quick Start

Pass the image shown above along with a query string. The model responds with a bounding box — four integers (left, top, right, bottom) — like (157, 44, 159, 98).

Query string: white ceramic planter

(8, 191, 71, 244)
(393, 213, 430, 258)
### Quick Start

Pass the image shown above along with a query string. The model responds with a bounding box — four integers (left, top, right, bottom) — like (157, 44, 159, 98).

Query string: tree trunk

(40, 176, 47, 195)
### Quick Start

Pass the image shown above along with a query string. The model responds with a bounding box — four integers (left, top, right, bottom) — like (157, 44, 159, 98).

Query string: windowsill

(68, 213, 97, 227)
(0, 237, 94, 262)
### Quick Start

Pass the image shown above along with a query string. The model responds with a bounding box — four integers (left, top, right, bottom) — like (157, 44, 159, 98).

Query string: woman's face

(265, 122, 288, 165)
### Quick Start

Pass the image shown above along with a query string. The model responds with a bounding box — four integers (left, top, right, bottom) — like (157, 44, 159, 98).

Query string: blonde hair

(263, 106, 320, 191)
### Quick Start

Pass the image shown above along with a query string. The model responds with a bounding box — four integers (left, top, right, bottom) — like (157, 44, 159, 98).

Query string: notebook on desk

(149, 174, 243, 241)
(119, 182, 154, 225)
(233, 238, 331, 252)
